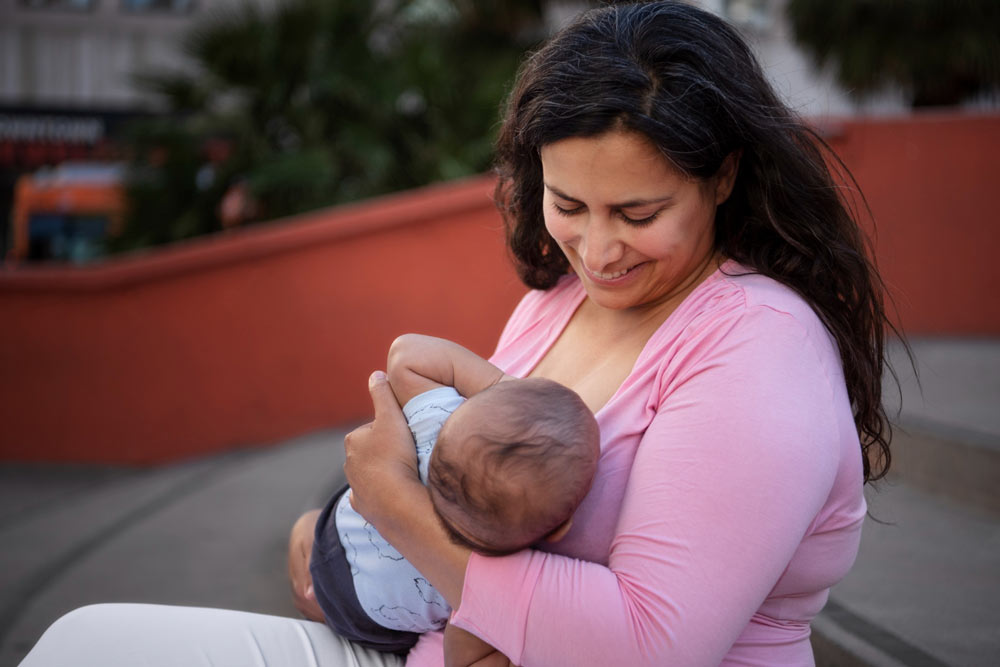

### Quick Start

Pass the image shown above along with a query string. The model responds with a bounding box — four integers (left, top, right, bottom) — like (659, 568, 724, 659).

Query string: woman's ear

(544, 518, 573, 543)
(714, 151, 741, 205)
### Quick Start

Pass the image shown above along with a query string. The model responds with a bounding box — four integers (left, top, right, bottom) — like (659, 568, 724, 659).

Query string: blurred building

(2, 0, 975, 260)
(0, 0, 279, 256)
(4, 0, 197, 110)
(702, 0, 912, 116)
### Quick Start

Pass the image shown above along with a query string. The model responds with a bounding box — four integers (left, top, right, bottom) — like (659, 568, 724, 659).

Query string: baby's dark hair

(427, 378, 600, 556)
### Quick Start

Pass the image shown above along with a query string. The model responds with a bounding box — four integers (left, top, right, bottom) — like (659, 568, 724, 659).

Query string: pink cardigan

(407, 262, 866, 666)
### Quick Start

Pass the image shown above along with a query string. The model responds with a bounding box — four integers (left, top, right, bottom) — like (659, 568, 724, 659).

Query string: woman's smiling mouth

(584, 262, 645, 283)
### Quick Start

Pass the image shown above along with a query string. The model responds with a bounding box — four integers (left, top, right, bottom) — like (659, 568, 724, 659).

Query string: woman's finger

(367, 370, 405, 424)
(343, 373, 423, 522)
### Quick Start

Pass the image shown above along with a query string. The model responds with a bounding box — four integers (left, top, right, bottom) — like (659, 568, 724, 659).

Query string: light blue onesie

(333, 386, 464, 632)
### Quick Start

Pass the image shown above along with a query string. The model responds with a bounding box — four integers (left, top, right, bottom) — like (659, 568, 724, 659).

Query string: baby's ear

(544, 518, 573, 543)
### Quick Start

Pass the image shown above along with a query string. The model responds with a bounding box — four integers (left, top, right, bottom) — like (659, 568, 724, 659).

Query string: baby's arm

(444, 623, 515, 667)
(386, 334, 512, 406)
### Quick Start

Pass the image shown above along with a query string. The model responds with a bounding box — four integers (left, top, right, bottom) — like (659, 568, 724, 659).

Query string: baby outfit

(310, 387, 464, 654)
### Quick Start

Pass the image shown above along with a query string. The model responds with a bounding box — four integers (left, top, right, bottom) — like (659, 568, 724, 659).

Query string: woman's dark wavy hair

(493, 0, 901, 482)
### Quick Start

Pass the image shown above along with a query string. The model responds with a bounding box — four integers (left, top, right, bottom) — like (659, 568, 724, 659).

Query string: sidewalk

(0, 431, 349, 666)
(1, 337, 998, 666)
(812, 337, 1000, 667)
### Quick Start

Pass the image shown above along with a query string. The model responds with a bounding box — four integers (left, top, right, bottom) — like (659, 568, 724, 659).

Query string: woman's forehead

(539, 130, 686, 198)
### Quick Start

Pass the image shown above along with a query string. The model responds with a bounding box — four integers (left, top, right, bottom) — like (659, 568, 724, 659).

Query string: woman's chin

(577, 267, 654, 310)
(581, 285, 648, 311)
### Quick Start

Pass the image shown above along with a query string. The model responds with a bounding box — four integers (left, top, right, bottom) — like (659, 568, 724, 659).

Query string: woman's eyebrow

(544, 183, 673, 208)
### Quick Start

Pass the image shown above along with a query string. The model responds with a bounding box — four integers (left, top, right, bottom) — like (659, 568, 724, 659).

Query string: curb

(891, 421, 1000, 518)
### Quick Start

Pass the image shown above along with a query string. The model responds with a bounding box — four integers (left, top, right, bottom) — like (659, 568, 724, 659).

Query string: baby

(299, 334, 600, 659)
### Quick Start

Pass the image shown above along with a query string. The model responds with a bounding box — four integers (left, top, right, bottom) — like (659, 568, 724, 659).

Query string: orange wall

(826, 112, 1000, 335)
(1, 113, 997, 463)
(0, 175, 526, 463)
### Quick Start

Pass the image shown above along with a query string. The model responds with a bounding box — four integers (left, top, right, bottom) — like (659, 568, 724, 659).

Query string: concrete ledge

(891, 425, 1000, 518)
(813, 611, 911, 667)
(812, 600, 952, 667)
(0, 174, 498, 292)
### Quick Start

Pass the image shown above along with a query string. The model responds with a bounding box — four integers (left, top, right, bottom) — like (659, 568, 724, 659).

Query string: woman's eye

(550, 201, 659, 226)
(621, 212, 659, 226)
(552, 203, 583, 217)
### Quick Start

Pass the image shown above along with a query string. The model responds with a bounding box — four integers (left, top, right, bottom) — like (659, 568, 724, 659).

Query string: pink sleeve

(451, 307, 843, 666)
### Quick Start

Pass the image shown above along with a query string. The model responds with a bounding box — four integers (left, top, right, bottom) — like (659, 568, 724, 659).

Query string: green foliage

(786, 0, 1000, 107)
(113, 0, 545, 253)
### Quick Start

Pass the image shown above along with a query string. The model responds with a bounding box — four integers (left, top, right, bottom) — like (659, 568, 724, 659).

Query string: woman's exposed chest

(528, 297, 673, 414)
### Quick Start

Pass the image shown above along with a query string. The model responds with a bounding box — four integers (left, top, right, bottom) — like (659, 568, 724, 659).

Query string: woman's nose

(579, 217, 624, 272)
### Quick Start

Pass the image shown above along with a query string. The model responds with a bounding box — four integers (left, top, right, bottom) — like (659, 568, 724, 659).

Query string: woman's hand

(344, 369, 472, 606)
(343, 370, 422, 526)
(444, 623, 516, 667)
(287, 509, 325, 622)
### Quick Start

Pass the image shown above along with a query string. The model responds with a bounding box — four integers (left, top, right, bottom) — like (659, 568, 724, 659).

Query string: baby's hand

(287, 509, 325, 622)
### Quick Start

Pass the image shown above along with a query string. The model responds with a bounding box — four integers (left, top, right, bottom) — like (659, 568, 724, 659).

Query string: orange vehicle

(7, 162, 125, 264)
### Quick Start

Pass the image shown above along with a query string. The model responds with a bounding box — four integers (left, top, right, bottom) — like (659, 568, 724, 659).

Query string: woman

(20, 3, 896, 666)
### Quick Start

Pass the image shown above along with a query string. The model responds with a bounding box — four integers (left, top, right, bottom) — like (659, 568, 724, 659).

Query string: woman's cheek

(544, 212, 574, 248)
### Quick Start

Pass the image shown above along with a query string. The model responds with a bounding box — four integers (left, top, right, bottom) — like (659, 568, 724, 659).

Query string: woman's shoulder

(632, 263, 849, 430)
(722, 263, 835, 350)
(683, 261, 830, 340)
(494, 274, 583, 348)
(650, 261, 840, 373)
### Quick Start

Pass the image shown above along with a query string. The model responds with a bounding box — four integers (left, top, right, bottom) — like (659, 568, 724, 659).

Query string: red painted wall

(826, 112, 1000, 335)
(1, 113, 997, 463)
(0, 175, 526, 463)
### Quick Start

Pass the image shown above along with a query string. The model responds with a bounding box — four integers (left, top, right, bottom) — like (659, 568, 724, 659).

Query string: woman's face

(539, 129, 735, 313)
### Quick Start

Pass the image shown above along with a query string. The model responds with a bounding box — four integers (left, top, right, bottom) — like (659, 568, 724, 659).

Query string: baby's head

(427, 378, 600, 556)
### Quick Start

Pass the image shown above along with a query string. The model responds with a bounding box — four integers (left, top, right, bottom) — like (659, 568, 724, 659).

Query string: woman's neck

(584, 250, 724, 331)
(529, 253, 724, 414)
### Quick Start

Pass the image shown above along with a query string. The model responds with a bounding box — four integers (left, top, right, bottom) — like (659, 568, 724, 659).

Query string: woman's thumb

(367, 370, 396, 419)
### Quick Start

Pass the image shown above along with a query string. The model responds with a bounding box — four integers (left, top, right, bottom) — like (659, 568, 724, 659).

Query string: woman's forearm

(362, 475, 471, 606)
(344, 371, 472, 606)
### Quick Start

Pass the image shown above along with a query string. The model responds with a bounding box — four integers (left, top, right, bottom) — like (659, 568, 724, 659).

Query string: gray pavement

(823, 482, 1000, 667)
(1, 337, 998, 666)
(0, 432, 348, 666)
(815, 337, 1000, 667)
(886, 337, 1000, 448)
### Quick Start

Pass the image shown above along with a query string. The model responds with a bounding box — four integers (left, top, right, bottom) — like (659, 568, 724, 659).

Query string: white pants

(19, 604, 404, 667)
